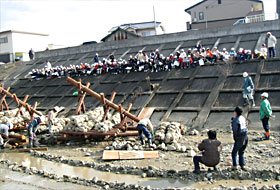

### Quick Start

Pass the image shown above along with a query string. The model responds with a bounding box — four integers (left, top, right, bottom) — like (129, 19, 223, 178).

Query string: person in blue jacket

(231, 107, 248, 171)
(242, 72, 255, 107)
(27, 116, 44, 148)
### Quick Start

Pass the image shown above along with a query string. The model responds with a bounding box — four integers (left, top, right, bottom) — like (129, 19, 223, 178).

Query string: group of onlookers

(29, 32, 277, 80)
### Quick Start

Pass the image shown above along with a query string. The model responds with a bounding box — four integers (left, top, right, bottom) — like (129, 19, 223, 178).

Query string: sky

(0, 0, 277, 47)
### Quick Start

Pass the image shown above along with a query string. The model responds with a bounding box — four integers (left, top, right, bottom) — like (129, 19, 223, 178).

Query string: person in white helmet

(242, 72, 255, 107)
(48, 106, 59, 133)
(259, 92, 272, 140)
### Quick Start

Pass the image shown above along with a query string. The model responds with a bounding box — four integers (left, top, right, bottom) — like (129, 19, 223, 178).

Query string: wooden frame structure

(0, 84, 42, 120)
(66, 77, 140, 125)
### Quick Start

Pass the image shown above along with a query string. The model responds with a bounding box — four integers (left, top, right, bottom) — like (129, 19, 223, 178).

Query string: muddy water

(0, 168, 97, 190)
(0, 153, 191, 188)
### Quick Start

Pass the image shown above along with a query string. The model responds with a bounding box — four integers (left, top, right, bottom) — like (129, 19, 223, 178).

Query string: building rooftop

(0, 30, 49, 36)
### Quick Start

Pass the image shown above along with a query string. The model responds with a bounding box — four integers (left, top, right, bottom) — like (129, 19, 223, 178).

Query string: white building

(101, 21, 165, 42)
(0, 30, 49, 63)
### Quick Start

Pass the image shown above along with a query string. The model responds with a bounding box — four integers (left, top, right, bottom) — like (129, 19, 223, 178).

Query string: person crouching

(136, 118, 154, 147)
(193, 130, 222, 174)
(27, 116, 44, 148)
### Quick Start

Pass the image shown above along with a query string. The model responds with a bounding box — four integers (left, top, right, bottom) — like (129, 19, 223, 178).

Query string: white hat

(267, 32, 271, 35)
(180, 49, 184, 52)
(243, 72, 248, 77)
(223, 48, 226, 51)
(261, 92, 268, 98)
(54, 106, 59, 112)
(231, 48, 235, 51)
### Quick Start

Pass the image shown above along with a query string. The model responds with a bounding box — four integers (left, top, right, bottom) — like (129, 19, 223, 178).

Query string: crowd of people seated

(29, 43, 269, 80)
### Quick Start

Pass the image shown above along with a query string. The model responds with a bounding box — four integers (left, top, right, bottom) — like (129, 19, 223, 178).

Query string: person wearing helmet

(136, 118, 154, 147)
(48, 107, 58, 133)
(0, 122, 13, 149)
(242, 72, 255, 107)
(260, 92, 272, 140)
(27, 116, 44, 148)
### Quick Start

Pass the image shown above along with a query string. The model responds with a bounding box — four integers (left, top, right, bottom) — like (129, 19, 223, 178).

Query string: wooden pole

(75, 82, 90, 115)
(66, 77, 140, 122)
(102, 92, 116, 121)
(0, 84, 10, 111)
(16, 95, 29, 117)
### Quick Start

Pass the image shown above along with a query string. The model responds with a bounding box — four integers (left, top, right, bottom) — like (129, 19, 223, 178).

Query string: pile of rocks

(0, 108, 41, 129)
(105, 139, 142, 151)
(63, 107, 120, 133)
(154, 122, 187, 152)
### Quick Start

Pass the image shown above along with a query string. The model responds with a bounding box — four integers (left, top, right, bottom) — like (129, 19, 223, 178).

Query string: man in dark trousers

(231, 106, 248, 171)
(29, 48, 35, 60)
(193, 130, 222, 174)
(259, 92, 273, 140)
(136, 118, 154, 147)
(0, 122, 13, 149)
(27, 116, 44, 148)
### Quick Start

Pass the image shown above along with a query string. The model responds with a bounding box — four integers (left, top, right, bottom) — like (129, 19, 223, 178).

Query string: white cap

(243, 72, 248, 77)
(180, 49, 184, 52)
(261, 92, 268, 98)
(231, 48, 235, 51)
(54, 106, 59, 112)
(223, 48, 226, 51)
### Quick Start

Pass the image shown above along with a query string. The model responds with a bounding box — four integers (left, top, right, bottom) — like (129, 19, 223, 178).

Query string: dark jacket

(231, 115, 248, 147)
(198, 139, 221, 167)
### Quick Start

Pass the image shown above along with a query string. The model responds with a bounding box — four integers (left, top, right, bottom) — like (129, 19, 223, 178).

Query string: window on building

(199, 12, 204, 20)
(141, 31, 152, 36)
(0, 37, 8, 44)
(218, 0, 221, 4)
(194, 12, 196, 18)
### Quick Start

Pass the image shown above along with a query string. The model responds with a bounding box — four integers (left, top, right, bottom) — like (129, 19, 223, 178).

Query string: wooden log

(9, 126, 27, 131)
(126, 126, 137, 131)
(66, 77, 140, 122)
(16, 95, 29, 117)
(0, 85, 42, 116)
(59, 130, 118, 137)
(102, 92, 116, 121)
(116, 131, 139, 137)
(75, 82, 90, 115)
(8, 138, 27, 145)
(0, 85, 9, 111)
(9, 134, 26, 140)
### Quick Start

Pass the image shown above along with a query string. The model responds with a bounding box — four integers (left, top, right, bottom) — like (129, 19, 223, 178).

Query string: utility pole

(277, 0, 280, 19)
(153, 5, 157, 35)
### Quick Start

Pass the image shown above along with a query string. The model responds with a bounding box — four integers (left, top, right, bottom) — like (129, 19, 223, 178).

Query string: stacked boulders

(154, 122, 186, 152)
(63, 107, 121, 133)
